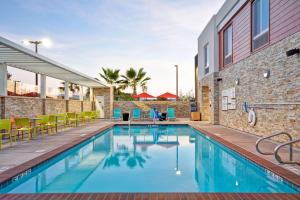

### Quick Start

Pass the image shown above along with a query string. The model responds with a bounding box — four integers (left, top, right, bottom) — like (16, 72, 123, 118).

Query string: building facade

(197, 0, 300, 140)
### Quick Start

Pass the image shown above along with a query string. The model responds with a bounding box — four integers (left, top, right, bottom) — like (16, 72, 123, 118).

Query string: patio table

(29, 117, 42, 138)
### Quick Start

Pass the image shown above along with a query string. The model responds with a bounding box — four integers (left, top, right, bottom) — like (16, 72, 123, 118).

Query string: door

(95, 96, 105, 118)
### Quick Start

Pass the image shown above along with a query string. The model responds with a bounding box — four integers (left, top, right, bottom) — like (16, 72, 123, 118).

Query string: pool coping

(0, 122, 299, 199)
(189, 124, 300, 189)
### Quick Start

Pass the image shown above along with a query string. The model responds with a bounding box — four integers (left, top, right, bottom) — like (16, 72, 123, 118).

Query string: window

(224, 25, 233, 65)
(252, 0, 269, 50)
(204, 44, 209, 74)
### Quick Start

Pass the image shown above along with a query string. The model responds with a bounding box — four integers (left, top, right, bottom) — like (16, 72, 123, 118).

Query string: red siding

(232, 2, 251, 63)
(270, 0, 300, 44)
(218, 0, 300, 71)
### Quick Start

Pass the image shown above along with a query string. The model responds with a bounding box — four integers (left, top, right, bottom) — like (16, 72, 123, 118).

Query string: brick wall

(113, 101, 190, 118)
(218, 31, 300, 141)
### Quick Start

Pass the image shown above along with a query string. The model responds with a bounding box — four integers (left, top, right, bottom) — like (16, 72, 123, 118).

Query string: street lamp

(174, 65, 178, 100)
(22, 38, 52, 85)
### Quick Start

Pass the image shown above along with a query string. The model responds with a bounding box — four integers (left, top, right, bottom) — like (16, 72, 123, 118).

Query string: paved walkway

(0, 119, 299, 176)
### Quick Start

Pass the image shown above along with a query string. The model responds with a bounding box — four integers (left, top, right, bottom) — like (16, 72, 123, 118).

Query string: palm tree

(99, 67, 120, 85)
(58, 82, 80, 93)
(120, 68, 150, 95)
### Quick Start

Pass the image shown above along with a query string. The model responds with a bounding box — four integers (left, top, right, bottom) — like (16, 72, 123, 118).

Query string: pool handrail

(256, 131, 293, 161)
(274, 138, 300, 166)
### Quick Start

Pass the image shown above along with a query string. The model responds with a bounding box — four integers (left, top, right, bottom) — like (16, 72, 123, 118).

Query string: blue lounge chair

(113, 108, 122, 120)
(149, 108, 156, 120)
(167, 107, 176, 121)
(132, 108, 141, 120)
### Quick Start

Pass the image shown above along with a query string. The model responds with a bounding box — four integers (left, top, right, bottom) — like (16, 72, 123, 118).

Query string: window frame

(251, 0, 269, 51)
(223, 23, 233, 66)
(204, 43, 209, 74)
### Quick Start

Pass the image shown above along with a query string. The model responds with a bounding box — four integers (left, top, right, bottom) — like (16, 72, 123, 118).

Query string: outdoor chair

(67, 112, 77, 127)
(15, 117, 33, 141)
(0, 119, 16, 150)
(113, 108, 122, 120)
(132, 108, 141, 120)
(167, 107, 176, 121)
(56, 113, 67, 130)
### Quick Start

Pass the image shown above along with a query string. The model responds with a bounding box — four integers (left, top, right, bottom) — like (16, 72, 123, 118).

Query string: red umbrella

(133, 92, 155, 99)
(157, 92, 177, 99)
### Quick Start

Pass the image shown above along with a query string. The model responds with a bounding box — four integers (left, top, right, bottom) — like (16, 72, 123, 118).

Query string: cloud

(1, 0, 225, 95)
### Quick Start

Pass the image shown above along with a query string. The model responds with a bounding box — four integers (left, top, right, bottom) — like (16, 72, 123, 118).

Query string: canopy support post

(0, 63, 7, 96)
(40, 74, 46, 99)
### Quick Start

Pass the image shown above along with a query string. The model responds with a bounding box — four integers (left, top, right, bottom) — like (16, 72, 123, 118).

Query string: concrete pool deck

(0, 119, 299, 199)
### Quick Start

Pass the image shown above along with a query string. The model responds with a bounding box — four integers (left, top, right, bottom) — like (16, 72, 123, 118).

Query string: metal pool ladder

(256, 132, 300, 166)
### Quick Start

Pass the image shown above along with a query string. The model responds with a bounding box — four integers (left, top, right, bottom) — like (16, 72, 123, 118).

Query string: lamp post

(174, 65, 178, 100)
(22, 39, 52, 86)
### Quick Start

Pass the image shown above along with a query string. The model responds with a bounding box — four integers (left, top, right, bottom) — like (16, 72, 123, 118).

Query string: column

(79, 86, 84, 101)
(110, 86, 114, 119)
(40, 74, 46, 99)
(64, 81, 69, 100)
(89, 87, 94, 101)
(0, 63, 7, 96)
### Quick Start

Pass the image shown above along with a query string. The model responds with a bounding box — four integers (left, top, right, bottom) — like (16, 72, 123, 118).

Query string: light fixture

(263, 69, 270, 78)
(286, 48, 300, 57)
(217, 77, 222, 82)
(235, 180, 239, 186)
(176, 170, 181, 175)
(235, 78, 240, 85)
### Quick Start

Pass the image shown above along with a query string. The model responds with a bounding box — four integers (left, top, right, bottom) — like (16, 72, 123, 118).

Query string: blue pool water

(0, 125, 298, 193)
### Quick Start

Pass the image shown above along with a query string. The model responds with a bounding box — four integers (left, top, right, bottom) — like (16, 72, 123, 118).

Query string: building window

(204, 44, 209, 74)
(252, 0, 269, 50)
(224, 25, 233, 65)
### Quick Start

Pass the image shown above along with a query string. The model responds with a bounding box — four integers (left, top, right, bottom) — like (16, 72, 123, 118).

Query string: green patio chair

(0, 119, 16, 150)
(47, 115, 57, 134)
(15, 117, 32, 141)
(132, 108, 141, 120)
(90, 111, 98, 120)
(77, 112, 86, 125)
(167, 107, 176, 121)
(67, 112, 77, 127)
(113, 108, 122, 120)
(56, 113, 67, 130)
(84, 111, 92, 123)
(35, 115, 49, 137)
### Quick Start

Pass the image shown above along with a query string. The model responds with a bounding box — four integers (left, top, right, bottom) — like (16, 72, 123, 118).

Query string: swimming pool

(0, 125, 298, 193)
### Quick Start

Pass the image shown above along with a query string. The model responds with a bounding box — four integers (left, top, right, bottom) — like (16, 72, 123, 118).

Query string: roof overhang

(0, 36, 107, 88)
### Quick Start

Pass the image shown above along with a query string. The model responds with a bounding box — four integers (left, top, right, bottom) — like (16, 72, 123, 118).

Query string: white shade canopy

(0, 36, 107, 88)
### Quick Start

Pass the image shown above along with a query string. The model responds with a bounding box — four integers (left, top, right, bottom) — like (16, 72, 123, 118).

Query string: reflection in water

(1, 125, 298, 193)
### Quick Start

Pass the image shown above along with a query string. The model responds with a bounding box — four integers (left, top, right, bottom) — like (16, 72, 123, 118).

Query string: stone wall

(113, 101, 190, 118)
(45, 99, 66, 115)
(68, 100, 82, 113)
(4, 96, 43, 118)
(93, 87, 111, 118)
(218, 31, 300, 141)
(0, 96, 95, 119)
(83, 100, 93, 111)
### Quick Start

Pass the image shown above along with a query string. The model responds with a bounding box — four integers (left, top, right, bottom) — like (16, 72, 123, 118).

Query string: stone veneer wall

(0, 96, 95, 119)
(45, 99, 66, 115)
(68, 100, 82, 113)
(198, 72, 220, 124)
(4, 96, 43, 118)
(113, 101, 190, 118)
(218, 31, 300, 141)
(83, 101, 93, 111)
(93, 87, 111, 118)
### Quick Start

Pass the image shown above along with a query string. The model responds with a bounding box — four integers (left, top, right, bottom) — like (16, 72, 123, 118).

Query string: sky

(0, 0, 225, 96)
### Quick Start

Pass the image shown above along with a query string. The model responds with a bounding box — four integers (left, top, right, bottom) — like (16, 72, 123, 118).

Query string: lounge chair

(132, 108, 141, 120)
(113, 108, 122, 120)
(167, 107, 176, 121)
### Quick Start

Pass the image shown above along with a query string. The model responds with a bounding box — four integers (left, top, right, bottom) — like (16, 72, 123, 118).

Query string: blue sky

(1, 0, 224, 95)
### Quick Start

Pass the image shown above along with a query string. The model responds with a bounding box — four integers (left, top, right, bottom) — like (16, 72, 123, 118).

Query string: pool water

(0, 125, 298, 193)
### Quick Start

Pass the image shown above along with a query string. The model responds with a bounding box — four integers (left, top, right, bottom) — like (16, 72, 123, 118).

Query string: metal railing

(255, 132, 299, 165)
(275, 138, 300, 166)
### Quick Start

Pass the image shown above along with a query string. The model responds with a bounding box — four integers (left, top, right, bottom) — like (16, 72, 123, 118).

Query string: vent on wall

(253, 31, 269, 50)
